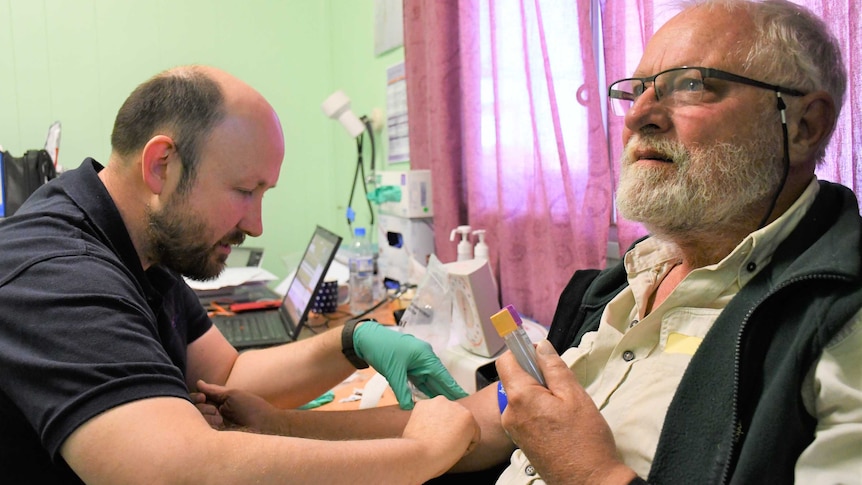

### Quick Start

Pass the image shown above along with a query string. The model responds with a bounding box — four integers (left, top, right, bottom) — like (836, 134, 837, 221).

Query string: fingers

(195, 380, 228, 406)
(414, 369, 468, 400)
(188, 392, 207, 405)
(196, 402, 224, 429)
(404, 396, 481, 472)
(190, 387, 224, 429)
(534, 340, 577, 395)
(386, 370, 416, 410)
(496, 350, 531, 388)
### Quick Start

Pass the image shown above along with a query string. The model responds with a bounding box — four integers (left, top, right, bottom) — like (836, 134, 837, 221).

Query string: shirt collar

(64, 158, 154, 289)
(731, 177, 819, 287)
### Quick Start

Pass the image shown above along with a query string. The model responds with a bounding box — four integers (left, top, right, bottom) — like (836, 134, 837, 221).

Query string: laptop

(209, 225, 342, 349)
(224, 246, 265, 268)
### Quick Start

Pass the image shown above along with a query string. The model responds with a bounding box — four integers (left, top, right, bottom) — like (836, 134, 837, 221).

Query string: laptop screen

(280, 225, 342, 337)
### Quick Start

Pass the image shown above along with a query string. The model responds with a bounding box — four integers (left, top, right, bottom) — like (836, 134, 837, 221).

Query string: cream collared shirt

(497, 179, 862, 484)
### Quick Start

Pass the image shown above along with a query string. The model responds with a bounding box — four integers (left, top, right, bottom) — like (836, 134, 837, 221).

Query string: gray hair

(676, 0, 845, 160)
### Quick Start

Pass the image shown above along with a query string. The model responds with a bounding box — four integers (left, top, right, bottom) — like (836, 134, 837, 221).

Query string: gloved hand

(353, 321, 468, 409)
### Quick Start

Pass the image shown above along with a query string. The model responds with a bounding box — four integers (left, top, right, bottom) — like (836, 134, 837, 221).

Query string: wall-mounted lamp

(321, 90, 366, 138)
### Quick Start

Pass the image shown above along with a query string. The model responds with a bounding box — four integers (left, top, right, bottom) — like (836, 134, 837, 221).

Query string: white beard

(616, 125, 783, 237)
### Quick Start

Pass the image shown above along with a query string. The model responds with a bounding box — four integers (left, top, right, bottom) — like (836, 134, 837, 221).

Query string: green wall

(0, 0, 404, 282)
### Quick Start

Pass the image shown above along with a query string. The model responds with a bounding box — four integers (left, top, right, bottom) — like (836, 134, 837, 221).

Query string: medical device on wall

(377, 213, 434, 287)
(374, 170, 435, 288)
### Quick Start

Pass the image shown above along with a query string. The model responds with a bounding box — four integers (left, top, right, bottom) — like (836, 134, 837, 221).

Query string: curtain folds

(403, 0, 466, 263)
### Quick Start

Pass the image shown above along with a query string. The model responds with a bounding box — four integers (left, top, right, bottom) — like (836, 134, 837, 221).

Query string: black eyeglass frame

(607, 66, 806, 107)
(608, 66, 808, 231)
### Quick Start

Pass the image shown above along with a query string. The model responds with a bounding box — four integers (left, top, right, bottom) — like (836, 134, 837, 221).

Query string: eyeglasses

(607, 66, 806, 116)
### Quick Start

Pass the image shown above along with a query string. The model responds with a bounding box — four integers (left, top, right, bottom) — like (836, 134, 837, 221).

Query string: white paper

(359, 372, 391, 409)
(374, 0, 404, 56)
(386, 62, 410, 164)
(183, 266, 277, 291)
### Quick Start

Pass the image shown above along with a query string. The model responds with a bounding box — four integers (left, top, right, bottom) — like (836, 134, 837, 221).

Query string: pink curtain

(403, 0, 860, 325)
(406, 0, 610, 325)
(403, 0, 468, 267)
(602, 1, 657, 253)
(810, 0, 861, 194)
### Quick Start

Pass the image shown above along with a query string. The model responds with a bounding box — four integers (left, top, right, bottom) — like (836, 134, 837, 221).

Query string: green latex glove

(298, 390, 335, 410)
(353, 321, 468, 409)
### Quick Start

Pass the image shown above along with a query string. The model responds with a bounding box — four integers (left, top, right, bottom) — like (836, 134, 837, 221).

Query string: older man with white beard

(488, 0, 862, 483)
(197, 1, 862, 483)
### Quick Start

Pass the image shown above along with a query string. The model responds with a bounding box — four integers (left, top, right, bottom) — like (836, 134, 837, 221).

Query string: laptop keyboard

(216, 313, 287, 345)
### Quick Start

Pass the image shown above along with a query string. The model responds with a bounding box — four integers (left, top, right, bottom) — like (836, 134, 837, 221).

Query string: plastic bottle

(348, 227, 376, 315)
(449, 225, 473, 261)
(473, 229, 489, 260)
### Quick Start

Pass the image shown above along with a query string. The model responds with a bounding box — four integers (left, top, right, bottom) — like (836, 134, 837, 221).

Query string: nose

(623, 85, 670, 138)
(239, 199, 264, 237)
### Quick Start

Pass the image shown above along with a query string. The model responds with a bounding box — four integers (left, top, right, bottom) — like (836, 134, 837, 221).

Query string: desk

(300, 299, 399, 338)
(317, 367, 397, 411)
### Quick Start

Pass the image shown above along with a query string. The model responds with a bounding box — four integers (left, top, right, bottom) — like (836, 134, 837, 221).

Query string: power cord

(304, 309, 353, 335)
(345, 283, 414, 324)
(362, 116, 376, 175)
(344, 116, 377, 235)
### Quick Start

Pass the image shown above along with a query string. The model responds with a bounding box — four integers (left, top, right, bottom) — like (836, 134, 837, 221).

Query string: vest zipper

(718, 272, 852, 484)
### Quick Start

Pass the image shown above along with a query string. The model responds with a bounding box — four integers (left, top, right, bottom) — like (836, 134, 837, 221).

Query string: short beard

(616, 124, 783, 239)
(145, 194, 245, 281)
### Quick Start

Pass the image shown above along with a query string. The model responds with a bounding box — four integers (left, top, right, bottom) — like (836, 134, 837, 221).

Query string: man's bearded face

(146, 190, 245, 281)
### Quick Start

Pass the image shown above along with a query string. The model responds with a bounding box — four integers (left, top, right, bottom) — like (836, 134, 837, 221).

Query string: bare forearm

(227, 327, 354, 407)
(65, 397, 471, 485)
(207, 430, 454, 484)
(226, 396, 509, 473)
(72, 426, 455, 484)
(448, 411, 514, 472)
(256, 406, 410, 440)
(449, 386, 516, 473)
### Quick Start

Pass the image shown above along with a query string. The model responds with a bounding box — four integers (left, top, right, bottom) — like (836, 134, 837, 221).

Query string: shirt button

(630, 319, 639, 328)
(525, 465, 537, 476)
(746, 262, 757, 272)
(622, 350, 635, 361)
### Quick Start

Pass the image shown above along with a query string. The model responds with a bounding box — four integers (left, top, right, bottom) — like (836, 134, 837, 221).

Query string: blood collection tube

(490, 304, 546, 387)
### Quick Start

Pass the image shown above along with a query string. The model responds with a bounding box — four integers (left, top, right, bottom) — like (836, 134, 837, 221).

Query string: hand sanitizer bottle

(472, 229, 489, 260)
(449, 225, 473, 261)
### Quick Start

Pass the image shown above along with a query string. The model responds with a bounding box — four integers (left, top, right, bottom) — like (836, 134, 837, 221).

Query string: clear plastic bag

(398, 254, 453, 356)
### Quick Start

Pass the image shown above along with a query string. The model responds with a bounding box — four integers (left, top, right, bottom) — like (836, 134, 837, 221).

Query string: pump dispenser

(450, 225, 473, 261)
(472, 229, 489, 260)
